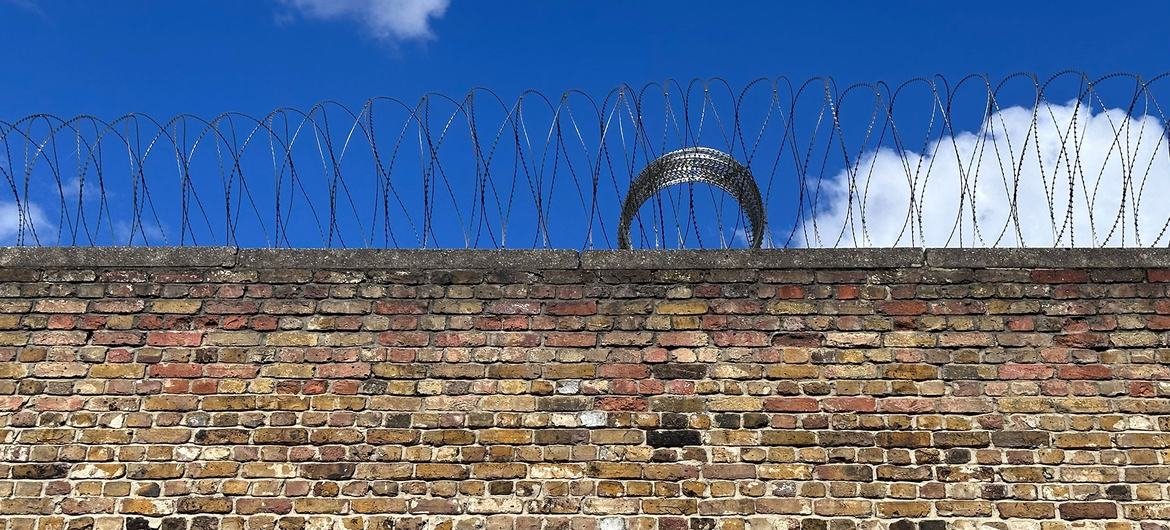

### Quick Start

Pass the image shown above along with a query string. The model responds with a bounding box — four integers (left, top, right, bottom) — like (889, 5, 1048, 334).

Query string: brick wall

(1, 248, 1168, 530)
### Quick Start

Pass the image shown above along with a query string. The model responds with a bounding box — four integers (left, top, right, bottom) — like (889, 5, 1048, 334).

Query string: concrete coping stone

(235, 249, 580, 270)
(0, 246, 1166, 269)
(924, 248, 1170, 268)
(0, 246, 238, 268)
(578, 249, 925, 269)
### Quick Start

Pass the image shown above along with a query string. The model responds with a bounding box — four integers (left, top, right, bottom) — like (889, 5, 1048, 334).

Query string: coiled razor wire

(4, 72, 1170, 249)
(619, 147, 764, 249)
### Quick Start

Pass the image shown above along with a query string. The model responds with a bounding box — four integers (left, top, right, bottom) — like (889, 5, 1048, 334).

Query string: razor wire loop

(617, 147, 766, 249)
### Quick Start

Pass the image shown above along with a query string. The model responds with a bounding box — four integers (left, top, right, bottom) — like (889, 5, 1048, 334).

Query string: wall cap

(0, 247, 1167, 269)
(579, 249, 924, 269)
(236, 249, 580, 270)
(924, 248, 1170, 268)
(0, 247, 238, 268)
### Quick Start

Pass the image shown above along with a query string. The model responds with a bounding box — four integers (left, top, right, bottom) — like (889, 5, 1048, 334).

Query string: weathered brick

(0, 253, 1162, 526)
(815, 464, 873, 481)
(33, 362, 89, 378)
(647, 430, 701, 447)
(126, 463, 185, 480)
(878, 300, 928, 315)
(1000, 364, 1054, 380)
(177, 497, 233, 514)
(877, 501, 931, 518)
(150, 300, 203, 314)
(997, 501, 1056, 519)
(657, 331, 709, 347)
(650, 364, 707, 379)
(301, 463, 356, 480)
(655, 300, 708, 315)
(992, 431, 1051, 448)
(12, 463, 69, 479)
(1059, 502, 1118, 520)
(587, 462, 642, 479)
(876, 431, 932, 448)
(121, 499, 176, 516)
(471, 463, 527, 479)
(415, 464, 469, 480)
(545, 300, 596, 316)
(253, 428, 309, 445)
(1032, 269, 1089, 283)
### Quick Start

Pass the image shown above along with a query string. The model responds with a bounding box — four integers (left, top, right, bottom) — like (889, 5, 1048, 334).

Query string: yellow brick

(89, 364, 145, 378)
(708, 396, 763, 412)
(120, 499, 175, 516)
(0, 363, 28, 378)
(150, 300, 203, 314)
(655, 301, 708, 315)
(259, 363, 314, 378)
(265, 332, 318, 347)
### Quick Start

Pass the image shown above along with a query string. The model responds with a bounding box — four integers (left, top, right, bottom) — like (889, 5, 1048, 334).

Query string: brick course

(0, 249, 1168, 530)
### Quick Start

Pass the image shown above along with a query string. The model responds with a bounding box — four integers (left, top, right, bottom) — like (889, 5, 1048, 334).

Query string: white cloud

(0, 0, 42, 14)
(113, 219, 169, 246)
(0, 200, 49, 245)
(804, 101, 1170, 247)
(280, 0, 450, 42)
(0, 152, 50, 244)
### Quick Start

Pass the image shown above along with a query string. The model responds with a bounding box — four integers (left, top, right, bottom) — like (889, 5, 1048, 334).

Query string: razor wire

(3, 72, 1170, 249)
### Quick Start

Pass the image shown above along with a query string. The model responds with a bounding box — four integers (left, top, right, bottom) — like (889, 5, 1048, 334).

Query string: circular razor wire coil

(618, 147, 766, 249)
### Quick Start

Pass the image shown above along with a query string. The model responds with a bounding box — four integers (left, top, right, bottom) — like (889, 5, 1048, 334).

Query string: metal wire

(3, 72, 1170, 249)
(618, 147, 764, 249)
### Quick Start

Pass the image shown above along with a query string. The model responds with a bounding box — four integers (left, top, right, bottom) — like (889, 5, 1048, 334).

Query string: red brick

(147, 331, 203, 347)
(712, 331, 768, 347)
(999, 364, 1054, 380)
(545, 333, 597, 347)
(657, 331, 709, 347)
(1147, 268, 1170, 282)
(1147, 315, 1170, 330)
(318, 363, 371, 379)
(764, 397, 819, 412)
(1006, 317, 1035, 331)
(91, 331, 145, 346)
(772, 333, 823, 346)
(598, 364, 650, 379)
(1032, 269, 1090, 283)
(205, 364, 260, 378)
(433, 331, 486, 347)
(1057, 365, 1112, 380)
(823, 397, 876, 412)
(377, 331, 430, 347)
(1054, 333, 1109, 348)
(545, 301, 597, 316)
(148, 364, 204, 378)
(595, 397, 648, 411)
(835, 285, 860, 299)
(774, 285, 805, 299)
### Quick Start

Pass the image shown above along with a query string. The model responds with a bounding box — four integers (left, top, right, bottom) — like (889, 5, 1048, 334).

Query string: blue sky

(2, 1, 1170, 249)
(4, 1, 1168, 118)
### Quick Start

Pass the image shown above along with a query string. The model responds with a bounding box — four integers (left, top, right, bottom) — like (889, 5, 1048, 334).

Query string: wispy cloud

(0, 200, 49, 245)
(805, 101, 1170, 247)
(278, 0, 450, 42)
(0, 0, 44, 16)
(0, 153, 49, 245)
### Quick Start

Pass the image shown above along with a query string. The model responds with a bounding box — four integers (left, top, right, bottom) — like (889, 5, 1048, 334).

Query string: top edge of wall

(1, 247, 1169, 269)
